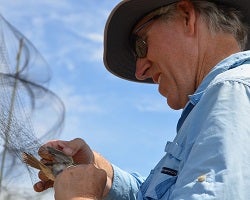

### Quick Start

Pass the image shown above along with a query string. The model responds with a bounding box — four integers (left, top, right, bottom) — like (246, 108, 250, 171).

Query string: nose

(135, 58, 152, 80)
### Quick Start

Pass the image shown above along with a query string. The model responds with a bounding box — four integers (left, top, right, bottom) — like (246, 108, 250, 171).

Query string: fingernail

(37, 182, 44, 189)
(34, 182, 44, 192)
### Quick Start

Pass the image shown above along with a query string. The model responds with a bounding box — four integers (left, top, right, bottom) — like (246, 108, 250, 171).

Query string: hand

(33, 138, 94, 192)
(54, 164, 107, 200)
(33, 138, 114, 198)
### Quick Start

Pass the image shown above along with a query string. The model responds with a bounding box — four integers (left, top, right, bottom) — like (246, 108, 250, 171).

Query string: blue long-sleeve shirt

(105, 51, 250, 200)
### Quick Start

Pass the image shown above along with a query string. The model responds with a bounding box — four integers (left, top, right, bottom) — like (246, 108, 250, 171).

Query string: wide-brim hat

(103, 0, 250, 83)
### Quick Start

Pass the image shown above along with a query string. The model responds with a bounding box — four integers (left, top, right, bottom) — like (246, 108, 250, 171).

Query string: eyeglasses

(130, 5, 172, 59)
(133, 35, 148, 58)
(130, 16, 159, 58)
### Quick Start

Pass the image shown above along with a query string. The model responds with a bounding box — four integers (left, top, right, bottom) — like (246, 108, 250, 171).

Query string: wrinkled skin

(54, 164, 107, 200)
(33, 138, 113, 199)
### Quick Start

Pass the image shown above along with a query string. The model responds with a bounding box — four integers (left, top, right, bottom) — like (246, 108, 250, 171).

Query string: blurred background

(0, 0, 181, 199)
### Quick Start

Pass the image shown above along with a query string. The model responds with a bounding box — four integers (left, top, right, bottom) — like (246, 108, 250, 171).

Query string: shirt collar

(189, 51, 250, 105)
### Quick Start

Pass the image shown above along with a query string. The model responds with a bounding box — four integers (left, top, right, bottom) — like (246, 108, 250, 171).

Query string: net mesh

(0, 14, 65, 197)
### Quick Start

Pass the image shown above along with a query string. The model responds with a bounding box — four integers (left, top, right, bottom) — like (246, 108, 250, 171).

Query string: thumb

(63, 138, 94, 164)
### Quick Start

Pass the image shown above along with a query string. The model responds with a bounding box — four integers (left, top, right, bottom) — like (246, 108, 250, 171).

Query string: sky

(0, 0, 181, 197)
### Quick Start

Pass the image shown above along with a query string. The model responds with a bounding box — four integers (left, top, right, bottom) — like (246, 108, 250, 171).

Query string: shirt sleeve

(170, 78, 250, 199)
(104, 164, 145, 200)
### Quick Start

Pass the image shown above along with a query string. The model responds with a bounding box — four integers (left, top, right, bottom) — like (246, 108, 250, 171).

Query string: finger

(44, 138, 92, 160)
(38, 140, 71, 161)
(44, 179, 54, 190)
(33, 180, 53, 192)
(65, 138, 94, 164)
(38, 140, 73, 156)
(33, 181, 45, 192)
(38, 139, 93, 164)
(38, 170, 50, 182)
(63, 138, 88, 155)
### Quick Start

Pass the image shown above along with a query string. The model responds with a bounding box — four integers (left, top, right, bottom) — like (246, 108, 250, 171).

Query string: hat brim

(103, 0, 250, 83)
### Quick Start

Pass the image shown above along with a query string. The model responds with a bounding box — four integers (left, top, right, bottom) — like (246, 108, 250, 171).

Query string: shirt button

(197, 175, 206, 182)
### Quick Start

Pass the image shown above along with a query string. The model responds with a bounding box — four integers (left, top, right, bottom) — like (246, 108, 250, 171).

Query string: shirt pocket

(145, 173, 177, 199)
(138, 141, 184, 200)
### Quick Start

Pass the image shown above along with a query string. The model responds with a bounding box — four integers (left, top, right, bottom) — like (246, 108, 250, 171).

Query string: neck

(195, 32, 240, 88)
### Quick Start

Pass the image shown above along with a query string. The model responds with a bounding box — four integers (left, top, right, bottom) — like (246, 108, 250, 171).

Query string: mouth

(152, 73, 162, 84)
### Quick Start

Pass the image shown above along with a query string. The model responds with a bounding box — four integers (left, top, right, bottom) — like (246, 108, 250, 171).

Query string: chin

(166, 99, 183, 110)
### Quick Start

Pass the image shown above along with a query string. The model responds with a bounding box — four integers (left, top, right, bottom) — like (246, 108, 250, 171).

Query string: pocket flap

(165, 141, 184, 161)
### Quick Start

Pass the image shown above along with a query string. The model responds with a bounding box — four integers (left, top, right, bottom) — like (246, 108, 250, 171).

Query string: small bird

(22, 146, 74, 181)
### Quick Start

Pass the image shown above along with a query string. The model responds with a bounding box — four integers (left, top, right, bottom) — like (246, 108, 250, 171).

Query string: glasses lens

(135, 37, 147, 58)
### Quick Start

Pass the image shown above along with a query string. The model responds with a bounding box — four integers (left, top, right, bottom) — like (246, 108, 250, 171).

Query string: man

(34, 0, 250, 199)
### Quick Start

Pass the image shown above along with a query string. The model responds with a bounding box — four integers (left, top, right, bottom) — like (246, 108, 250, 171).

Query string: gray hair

(158, 1, 248, 50)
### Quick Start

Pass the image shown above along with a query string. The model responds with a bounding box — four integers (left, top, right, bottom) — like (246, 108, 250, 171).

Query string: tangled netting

(0, 14, 65, 193)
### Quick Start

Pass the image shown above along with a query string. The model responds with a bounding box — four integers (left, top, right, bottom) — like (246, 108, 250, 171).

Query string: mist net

(0, 14, 65, 194)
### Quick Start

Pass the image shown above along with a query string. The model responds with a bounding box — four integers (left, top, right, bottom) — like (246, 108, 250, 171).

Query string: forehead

(133, 14, 157, 34)
(133, 4, 177, 31)
(132, 5, 175, 34)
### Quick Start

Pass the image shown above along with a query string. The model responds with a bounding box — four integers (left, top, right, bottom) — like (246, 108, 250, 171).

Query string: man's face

(134, 10, 198, 110)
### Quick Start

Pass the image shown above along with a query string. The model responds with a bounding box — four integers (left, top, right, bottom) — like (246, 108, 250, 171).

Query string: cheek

(158, 83, 167, 97)
(158, 83, 182, 109)
(158, 75, 174, 96)
(147, 31, 171, 60)
(152, 40, 170, 57)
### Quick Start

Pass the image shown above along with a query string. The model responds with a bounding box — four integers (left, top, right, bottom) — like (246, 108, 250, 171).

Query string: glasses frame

(130, 6, 173, 59)
(130, 16, 160, 59)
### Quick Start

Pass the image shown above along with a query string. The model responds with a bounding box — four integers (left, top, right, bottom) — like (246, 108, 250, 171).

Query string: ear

(176, 0, 196, 35)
